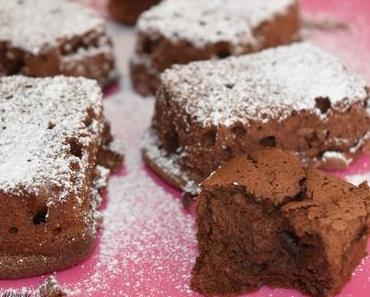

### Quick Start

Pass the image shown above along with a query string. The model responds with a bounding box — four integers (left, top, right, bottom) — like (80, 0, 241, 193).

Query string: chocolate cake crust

(0, 0, 118, 88)
(142, 43, 370, 193)
(0, 76, 123, 278)
(192, 148, 370, 297)
(131, 0, 300, 95)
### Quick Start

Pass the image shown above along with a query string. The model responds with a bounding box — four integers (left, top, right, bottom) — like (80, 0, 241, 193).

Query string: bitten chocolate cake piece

(192, 148, 370, 297)
(142, 43, 370, 194)
(0, 76, 123, 278)
(108, 0, 161, 25)
(0, 0, 117, 88)
(131, 0, 300, 95)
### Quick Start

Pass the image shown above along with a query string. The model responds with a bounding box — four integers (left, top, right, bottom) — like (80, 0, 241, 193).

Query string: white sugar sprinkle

(0, 0, 104, 54)
(161, 42, 368, 127)
(142, 129, 198, 194)
(0, 75, 103, 200)
(138, 0, 295, 51)
(321, 151, 352, 166)
(67, 173, 197, 297)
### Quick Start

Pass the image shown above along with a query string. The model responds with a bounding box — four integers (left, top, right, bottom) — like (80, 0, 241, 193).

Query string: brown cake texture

(108, 0, 161, 25)
(0, 0, 118, 88)
(0, 76, 123, 279)
(192, 148, 370, 297)
(131, 0, 301, 96)
(142, 43, 370, 194)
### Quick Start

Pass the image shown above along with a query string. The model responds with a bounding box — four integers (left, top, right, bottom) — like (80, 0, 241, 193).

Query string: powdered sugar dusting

(0, 75, 103, 200)
(138, 0, 295, 51)
(0, 0, 104, 54)
(321, 151, 352, 166)
(66, 173, 197, 296)
(162, 42, 368, 127)
(1, 1, 370, 296)
(142, 129, 198, 194)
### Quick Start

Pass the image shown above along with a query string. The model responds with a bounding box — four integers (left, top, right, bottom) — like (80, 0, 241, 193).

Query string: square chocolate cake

(192, 148, 370, 297)
(0, 76, 122, 278)
(142, 43, 370, 193)
(0, 0, 117, 88)
(131, 0, 300, 95)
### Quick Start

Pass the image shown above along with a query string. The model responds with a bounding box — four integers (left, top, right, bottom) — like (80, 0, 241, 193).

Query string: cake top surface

(138, 0, 296, 49)
(0, 75, 103, 199)
(203, 147, 369, 220)
(203, 148, 305, 205)
(0, 0, 104, 54)
(161, 43, 369, 127)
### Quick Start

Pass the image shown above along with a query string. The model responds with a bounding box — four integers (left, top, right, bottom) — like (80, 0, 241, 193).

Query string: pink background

(1, 0, 370, 296)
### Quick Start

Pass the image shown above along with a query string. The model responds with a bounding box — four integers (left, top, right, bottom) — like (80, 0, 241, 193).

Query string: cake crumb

(34, 276, 67, 297)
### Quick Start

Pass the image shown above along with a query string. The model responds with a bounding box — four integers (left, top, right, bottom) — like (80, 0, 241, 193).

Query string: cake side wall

(152, 85, 370, 184)
(192, 169, 370, 297)
(0, 92, 122, 278)
(0, 27, 117, 88)
(191, 186, 331, 295)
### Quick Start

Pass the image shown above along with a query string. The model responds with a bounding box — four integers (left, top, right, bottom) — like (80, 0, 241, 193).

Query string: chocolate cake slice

(0, 76, 123, 278)
(108, 0, 161, 25)
(192, 148, 370, 297)
(142, 43, 370, 194)
(0, 0, 117, 88)
(131, 0, 300, 95)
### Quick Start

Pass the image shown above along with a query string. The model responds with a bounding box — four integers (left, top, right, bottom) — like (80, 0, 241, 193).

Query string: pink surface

(1, 0, 370, 296)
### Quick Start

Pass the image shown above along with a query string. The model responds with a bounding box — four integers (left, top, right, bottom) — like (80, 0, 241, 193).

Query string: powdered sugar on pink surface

(1, 0, 370, 296)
